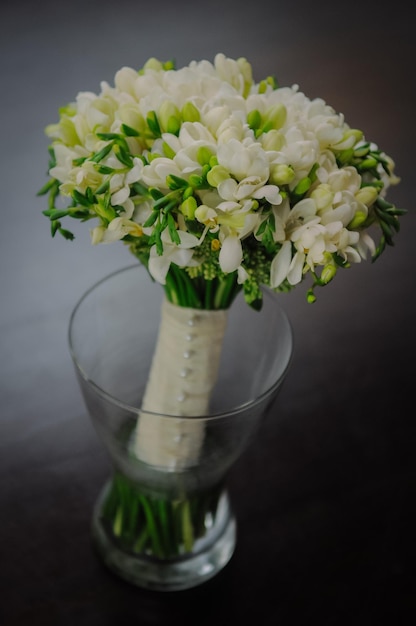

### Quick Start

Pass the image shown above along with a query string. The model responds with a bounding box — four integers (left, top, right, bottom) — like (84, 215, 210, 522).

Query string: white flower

(148, 229, 200, 284)
(43, 53, 401, 303)
(217, 138, 269, 181)
(141, 158, 183, 188)
(110, 157, 144, 211)
(91, 217, 143, 244)
(219, 233, 243, 273)
(218, 176, 282, 204)
(270, 241, 292, 288)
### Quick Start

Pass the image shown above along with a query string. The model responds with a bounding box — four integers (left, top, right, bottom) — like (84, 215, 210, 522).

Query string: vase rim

(68, 264, 294, 422)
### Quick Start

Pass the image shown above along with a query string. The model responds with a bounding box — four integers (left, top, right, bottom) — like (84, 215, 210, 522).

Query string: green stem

(164, 265, 241, 311)
(139, 495, 164, 557)
(100, 472, 224, 559)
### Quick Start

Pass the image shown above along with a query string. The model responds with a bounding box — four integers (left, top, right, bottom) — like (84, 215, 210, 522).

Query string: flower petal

(270, 241, 292, 288)
(219, 234, 243, 273)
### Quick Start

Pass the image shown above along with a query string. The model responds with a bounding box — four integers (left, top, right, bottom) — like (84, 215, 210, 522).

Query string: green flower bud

(269, 163, 295, 185)
(332, 129, 363, 151)
(348, 210, 368, 229)
(355, 186, 378, 207)
(321, 263, 337, 284)
(237, 57, 253, 97)
(181, 102, 200, 123)
(206, 165, 229, 188)
(258, 75, 278, 94)
(162, 60, 175, 71)
(189, 174, 204, 187)
(181, 196, 197, 220)
(163, 140, 176, 160)
(261, 129, 285, 151)
(119, 106, 147, 136)
(293, 176, 311, 197)
(306, 288, 317, 304)
(247, 109, 262, 131)
(142, 57, 164, 72)
(263, 104, 287, 132)
(183, 186, 194, 200)
(336, 148, 354, 166)
(359, 157, 378, 170)
(197, 146, 214, 166)
(310, 184, 333, 211)
(158, 101, 181, 134)
(95, 201, 116, 223)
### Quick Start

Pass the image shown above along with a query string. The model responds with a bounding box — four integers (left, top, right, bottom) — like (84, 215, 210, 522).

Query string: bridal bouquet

(39, 54, 403, 560)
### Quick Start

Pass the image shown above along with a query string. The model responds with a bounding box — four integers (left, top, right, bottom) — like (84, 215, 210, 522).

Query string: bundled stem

(101, 471, 224, 558)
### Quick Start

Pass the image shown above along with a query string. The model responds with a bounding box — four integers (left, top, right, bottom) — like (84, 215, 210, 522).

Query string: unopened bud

(158, 101, 181, 134)
(355, 186, 378, 207)
(181, 102, 200, 123)
(321, 263, 337, 284)
(261, 130, 285, 151)
(181, 196, 197, 220)
(119, 106, 146, 135)
(269, 163, 295, 185)
(197, 146, 214, 166)
(162, 140, 176, 159)
(207, 165, 229, 187)
(90, 226, 105, 245)
(95, 202, 116, 222)
(348, 209, 368, 229)
(263, 104, 287, 132)
(310, 184, 333, 211)
(332, 129, 363, 151)
(142, 58, 164, 72)
(247, 109, 262, 131)
(237, 57, 253, 97)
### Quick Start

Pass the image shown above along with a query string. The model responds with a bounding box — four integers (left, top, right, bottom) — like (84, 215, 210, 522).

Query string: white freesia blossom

(148, 229, 200, 284)
(217, 139, 269, 181)
(219, 233, 243, 273)
(91, 217, 143, 244)
(141, 158, 183, 188)
(43, 54, 401, 305)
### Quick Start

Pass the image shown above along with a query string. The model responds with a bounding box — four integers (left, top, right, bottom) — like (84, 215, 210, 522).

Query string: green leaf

(96, 132, 121, 141)
(146, 111, 161, 137)
(51, 219, 61, 237)
(166, 174, 188, 190)
(73, 156, 87, 166)
(43, 208, 68, 220)
(131, 181, 149, 197)
(47, 146, 57, 168)
(95, 180, 110, 195)
(72, 189, 92, 207)
(114, 145, 133, 167)
(59, 227, 75, 241)
(91, 143, 113, 163)
(168, 213, 181, 244)
(143, 211, 159, 227)
(121, 123, 140, 137)
(37, 178, 57, 196)
(149, 187, 165, 201)
(95, 165, 115, 175)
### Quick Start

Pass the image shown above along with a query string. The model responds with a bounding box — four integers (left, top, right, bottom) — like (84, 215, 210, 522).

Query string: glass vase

(68, 264, 293, 591)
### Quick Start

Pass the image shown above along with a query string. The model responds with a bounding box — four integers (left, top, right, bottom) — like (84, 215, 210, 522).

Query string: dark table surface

(1, 1, 415, 624)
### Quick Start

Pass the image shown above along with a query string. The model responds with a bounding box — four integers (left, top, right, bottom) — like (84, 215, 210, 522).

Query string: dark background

(1, 1, 415, 624)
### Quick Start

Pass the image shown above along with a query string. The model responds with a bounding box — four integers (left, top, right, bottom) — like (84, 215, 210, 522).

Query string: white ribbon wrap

(134, 298, 228, 469)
